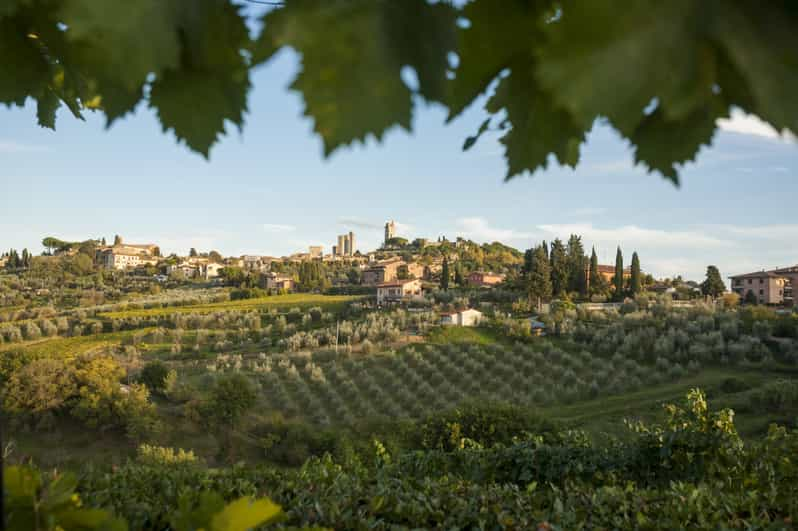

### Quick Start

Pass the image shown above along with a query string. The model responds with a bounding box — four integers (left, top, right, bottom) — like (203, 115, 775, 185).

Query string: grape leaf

(628, 101, 727, 184)
(0, 16, 51, 106)
(0, 0, 30, 18)
(35, 88, 60, 128)
(379, 0, 457, 103)
(261, 1, 413, 156)
(59, 0, 181, 90)
(447, 0, 551, 121)
(537, 1, 719, 133)
(713, 1, 798, 135)
(487, 65, 585, 179)
(149, 70, 249, 158)
(209, 497, 282, 531)
(149, 0, 251, 157)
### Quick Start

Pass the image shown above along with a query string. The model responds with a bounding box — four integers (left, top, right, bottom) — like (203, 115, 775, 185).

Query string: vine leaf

(447, 0, 550, 121)
(59, 0, 181, 90)
(35, 88, 60, 128)
(209, 497, 283, 531)
(259, 0, 456, 156)
(488, 66, 585, 179)
(149, 0, 251, 157)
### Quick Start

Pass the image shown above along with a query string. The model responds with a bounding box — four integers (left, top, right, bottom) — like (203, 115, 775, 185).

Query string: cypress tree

(566, 234, 586, 296)
(523, 248, 534, 276)
(614, 247, 624, 301)
(527, 245, 552, 305)
(440, 257, 450, 291)
(549, 239, 569, 297)
(454, 263, 464, 287)
(589, 246, 606, 296)
(630, 252, 642, 295)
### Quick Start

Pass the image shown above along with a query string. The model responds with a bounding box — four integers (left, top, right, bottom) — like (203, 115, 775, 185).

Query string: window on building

(747, 279, 752, 284)
(759, 289, 764, 295)
(759, 278, 764, 284)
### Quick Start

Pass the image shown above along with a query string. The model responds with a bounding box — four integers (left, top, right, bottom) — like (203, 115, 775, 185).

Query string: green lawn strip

(542, 368, 769, 432)
(98, 294, 362, 319)
(425, 325, 505, 345)
(0, 329, 155, 357)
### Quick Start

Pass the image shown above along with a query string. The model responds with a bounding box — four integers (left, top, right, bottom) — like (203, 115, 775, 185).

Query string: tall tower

(337, 234, 346, 256)
(348, 231, 355, 256)
(384, 220, 396, 245)
(343, 234, 351, 256)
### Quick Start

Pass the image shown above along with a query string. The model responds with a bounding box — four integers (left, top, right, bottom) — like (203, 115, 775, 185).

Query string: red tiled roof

(377, 279, 418, 287)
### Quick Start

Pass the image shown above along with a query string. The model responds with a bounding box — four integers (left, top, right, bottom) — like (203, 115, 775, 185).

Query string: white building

(376, 278, 422, 305)
(440, 308, 483, 327)
(201, 262, 224, 279)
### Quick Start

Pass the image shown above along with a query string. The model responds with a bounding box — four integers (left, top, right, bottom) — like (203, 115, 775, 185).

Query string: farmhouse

(468, 271, 505, 287)
(440, 308, 483, 327)
(376, 278, 422, 305)
(98, 242, 159, 270)
(730, 265, 797, 305)
(363, 257, 404, 285)
(265, 272, 294, 291)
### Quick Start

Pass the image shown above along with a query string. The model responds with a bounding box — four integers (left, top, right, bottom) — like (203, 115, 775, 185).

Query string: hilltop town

(2, 220, 796, 311)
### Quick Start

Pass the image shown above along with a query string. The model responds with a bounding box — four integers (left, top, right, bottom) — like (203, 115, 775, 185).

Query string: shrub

(136, 444, 200, 466)
(140, 361, 170, 394)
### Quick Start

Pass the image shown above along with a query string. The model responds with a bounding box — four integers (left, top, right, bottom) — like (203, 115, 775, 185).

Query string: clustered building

(729, 265, 797, 305)
(332, 231, 356, 257)
(96, 237, 160, 270)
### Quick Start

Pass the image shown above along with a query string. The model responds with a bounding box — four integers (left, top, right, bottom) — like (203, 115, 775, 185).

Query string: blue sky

(1, 47, 796, 282)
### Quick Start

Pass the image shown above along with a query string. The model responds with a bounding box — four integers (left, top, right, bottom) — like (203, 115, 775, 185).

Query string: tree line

(522, 235, 645, 304)
(2, 248, 32, 270)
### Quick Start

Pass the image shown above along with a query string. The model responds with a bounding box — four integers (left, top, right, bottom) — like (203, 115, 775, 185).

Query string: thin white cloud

(717, 109, 796, 142)
(338, 217, 382, 230)
(262, 223, 296, 233)
(394, 221, 414, 235)
(714, 224, 798, 241)
(456, 217, 534, 242)
(568, 207, 607, 217)
(0, 140, 51, 153)
(537, 223, 731, 249)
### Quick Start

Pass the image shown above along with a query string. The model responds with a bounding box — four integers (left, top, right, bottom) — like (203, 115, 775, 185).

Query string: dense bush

(139, 360, 170, 393)
(62, 390, 798, 530)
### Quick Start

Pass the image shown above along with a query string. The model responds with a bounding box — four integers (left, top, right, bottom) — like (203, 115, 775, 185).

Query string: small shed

(441, 308, 483, 327)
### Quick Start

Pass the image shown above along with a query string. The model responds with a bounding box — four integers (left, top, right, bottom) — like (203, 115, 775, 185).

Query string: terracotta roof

(377, 279, 419, 287)
(730, 270, 788, 279)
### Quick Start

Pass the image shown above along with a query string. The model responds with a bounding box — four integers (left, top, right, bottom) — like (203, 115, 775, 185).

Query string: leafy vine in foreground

(1, 0, 796, 182)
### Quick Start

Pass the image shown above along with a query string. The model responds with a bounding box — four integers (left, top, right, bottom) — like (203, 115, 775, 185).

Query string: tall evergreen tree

(522, 248, 534, 276)
(454, 262, 464, 287)
(440, 257, 450, 291)
(630, 252, 642, 295)
(541, 240, 549, 261)
(527, 245, 552, 306)
(113, 235, 122, 245)
(189, 247, 198, 257)
(588, 246, 607, 296)
(566, 234, 586, 296)
(701, 265, 726, 298)
(549, 239, 569, 297)
(613, 247, 624, 301)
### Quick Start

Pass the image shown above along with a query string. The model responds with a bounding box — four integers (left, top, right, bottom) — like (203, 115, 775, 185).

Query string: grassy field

(0, 329, 154, 357)
(426, 325, 506, 345)
(98, 293, 362, 318)
(542, 368, 772, 438)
